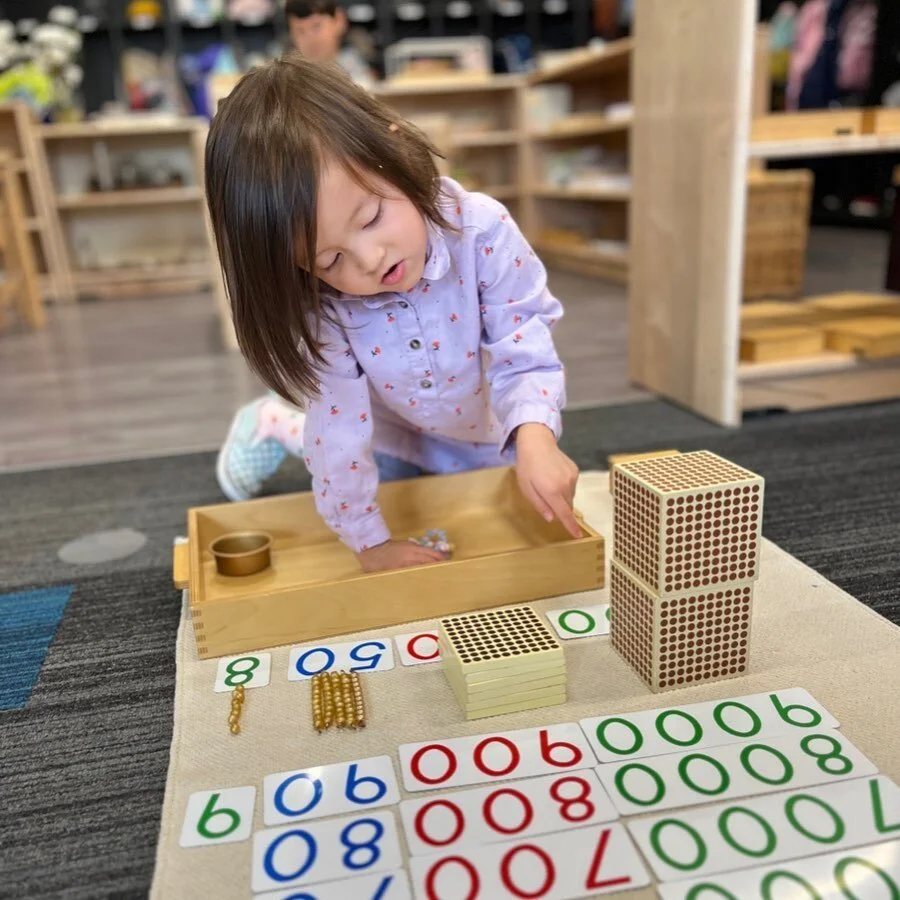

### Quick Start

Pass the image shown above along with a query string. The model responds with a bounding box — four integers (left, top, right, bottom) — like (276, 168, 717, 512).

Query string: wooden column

(628, 0, 756, 426)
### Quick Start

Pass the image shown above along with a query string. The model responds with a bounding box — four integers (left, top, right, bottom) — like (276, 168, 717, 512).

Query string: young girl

(206, 54, 580, 573)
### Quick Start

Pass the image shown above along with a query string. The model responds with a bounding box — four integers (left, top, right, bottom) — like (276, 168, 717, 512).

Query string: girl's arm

(302, 315, 390, 554)
(476, 204, 580, 537)
(302, 315, 446, 570)
(477, 206, 565, 450)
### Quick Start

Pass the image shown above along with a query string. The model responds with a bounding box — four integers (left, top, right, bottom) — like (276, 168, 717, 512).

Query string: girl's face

(309, 159, 428, 297)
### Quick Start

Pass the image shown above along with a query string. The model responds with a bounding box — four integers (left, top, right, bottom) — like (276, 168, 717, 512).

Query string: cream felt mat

(150, 472, 900, 900)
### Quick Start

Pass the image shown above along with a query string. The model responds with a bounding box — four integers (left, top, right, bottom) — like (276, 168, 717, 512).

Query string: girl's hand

(515, 424, 582, 538)
(356, 540, 447, 573)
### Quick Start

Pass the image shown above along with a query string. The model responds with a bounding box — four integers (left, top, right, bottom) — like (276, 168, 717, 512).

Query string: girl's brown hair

(205, 53, 450, 403)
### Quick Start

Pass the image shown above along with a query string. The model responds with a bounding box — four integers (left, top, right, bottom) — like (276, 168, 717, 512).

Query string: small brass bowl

(210, 532, 272, 577)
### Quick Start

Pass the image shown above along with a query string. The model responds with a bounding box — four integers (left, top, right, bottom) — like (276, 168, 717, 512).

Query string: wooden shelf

(454, 130, 521, 148)
(530, 116, 632, 140)
(41, 118, 207, 140)
(56, 187, 204, 210)
(530, 39, 634, 85)
(482, 185, 518, 200)
(72, 260, 211, 288)
(534, 240, 629, 282)
(749, 133, 900, 160)
(532, 184, 631, 201)
(373, 74, 524, 98)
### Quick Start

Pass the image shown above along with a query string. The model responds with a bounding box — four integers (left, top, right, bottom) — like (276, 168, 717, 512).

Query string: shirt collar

(361, 221, 450, 309)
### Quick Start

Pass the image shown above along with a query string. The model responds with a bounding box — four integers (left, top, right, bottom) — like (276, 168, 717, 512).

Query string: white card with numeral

(399, 723, 596, 793)
(409, 823, 651, 900)
(597, 728, 877, 817)
(400, 770, 618, 857)
(629, 774, 900, 882)
(264, 756, 401, 826)
(256, 868, 412, 900)
(394, 631, 441, 666)
(213, 652, 272, 692)
(659, 838, 900, 900)
(545, 605, 611, 640)
(251, 809, 403, 893)
(581, 687, 839, 763)
(179, 786, 255, 847)
(287, 639, 395, 681)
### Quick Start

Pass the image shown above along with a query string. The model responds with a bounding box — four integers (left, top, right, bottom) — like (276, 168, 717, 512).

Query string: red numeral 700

(423, 827, 631, 899)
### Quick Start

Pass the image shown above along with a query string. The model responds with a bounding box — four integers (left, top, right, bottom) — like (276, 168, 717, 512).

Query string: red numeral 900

(410, 729, 584, 786)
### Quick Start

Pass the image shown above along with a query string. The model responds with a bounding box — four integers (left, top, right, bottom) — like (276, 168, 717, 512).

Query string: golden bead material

(333, 671, 347, 728)
(229, 686, 245, 735)
(322, 672, 334, 730)
(351, 672, 366, 728)
(312, 674, 326, 733)
(340, 672, 356, 728)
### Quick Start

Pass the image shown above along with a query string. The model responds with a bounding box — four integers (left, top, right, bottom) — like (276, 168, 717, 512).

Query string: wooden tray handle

(173, 539, 190, 590)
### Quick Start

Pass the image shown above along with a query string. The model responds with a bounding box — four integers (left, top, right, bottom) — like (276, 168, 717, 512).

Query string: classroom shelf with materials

(628, 0, 900, 427)
(0, 104, 73, 306)
(34, 117, 229, 343)
(372, 74, 527, 223)
(523, 38, 634, 284)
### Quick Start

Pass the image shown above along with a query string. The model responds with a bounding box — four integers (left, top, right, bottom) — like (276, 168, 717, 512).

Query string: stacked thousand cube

(439, 605, 566, 720)
(610, 450, 765, 692)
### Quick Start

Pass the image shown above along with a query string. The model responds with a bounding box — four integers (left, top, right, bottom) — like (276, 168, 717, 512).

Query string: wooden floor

(0, 268, 648, 471)
(0, 226, 887, 472)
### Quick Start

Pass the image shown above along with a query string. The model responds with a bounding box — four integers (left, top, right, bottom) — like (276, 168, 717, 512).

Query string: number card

(256, 869, 411, 900)
(597, 728, 877, 817)
(264, 756, 401, 826)
(251, 809, 403, 893)
(658, 838, 900, 900)
(214, 652, 272, 692)
(409, 823, 651, 900)
(179, 786, 255, 848)
(399, 723, 596, 793)
(395, 631, 441, 667)
(288, 639, 395, 681)
(546, 605, 611, 640)
(629, 775, 900, 882)
(400, 770, 618, 857)
(581, 688, 839, 763)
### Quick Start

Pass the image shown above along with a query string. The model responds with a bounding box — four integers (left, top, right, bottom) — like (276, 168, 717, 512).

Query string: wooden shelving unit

(628, 0, 900, 426)
(0, 104, 74, 305)
(34, 117, 230, 344)
(523, 39, 634, 284)
(372, 76, 527, 223)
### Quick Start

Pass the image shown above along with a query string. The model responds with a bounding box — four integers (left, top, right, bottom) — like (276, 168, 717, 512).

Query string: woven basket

(743, 169, 813, 300)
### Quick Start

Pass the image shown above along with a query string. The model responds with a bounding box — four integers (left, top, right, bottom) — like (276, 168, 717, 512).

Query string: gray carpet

(1, 399, 898, 899)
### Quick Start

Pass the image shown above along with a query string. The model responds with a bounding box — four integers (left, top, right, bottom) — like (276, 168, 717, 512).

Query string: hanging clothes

(786, 0, 852, 110)
(836, 0, 877, 93)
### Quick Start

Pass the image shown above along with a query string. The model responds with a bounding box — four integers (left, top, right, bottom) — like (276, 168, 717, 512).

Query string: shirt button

(420, 379, 432, 389)
(410, 339, 422, 350)
(398, 301, 409, 309)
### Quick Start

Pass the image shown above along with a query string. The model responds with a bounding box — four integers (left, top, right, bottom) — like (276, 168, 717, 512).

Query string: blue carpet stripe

(0, 586, 73, 710)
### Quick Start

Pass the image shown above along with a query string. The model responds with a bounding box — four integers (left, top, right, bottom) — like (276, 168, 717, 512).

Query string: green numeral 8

(225, 656, 260, 687)
(800, 734, 854, 776)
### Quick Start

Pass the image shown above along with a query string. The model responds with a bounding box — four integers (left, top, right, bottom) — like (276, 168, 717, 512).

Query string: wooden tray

(173, 467, 605, 659)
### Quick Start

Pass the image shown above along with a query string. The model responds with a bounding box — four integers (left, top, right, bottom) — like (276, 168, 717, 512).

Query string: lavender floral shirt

(303, 177, 566, 552)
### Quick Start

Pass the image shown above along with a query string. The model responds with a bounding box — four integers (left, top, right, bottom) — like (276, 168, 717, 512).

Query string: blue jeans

(374, 452, 429, 483)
